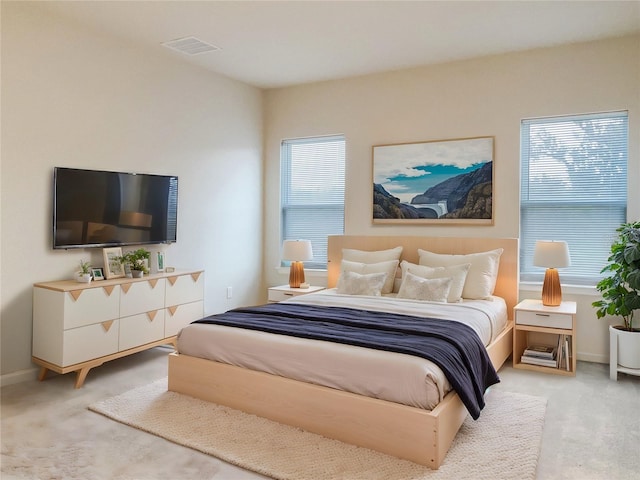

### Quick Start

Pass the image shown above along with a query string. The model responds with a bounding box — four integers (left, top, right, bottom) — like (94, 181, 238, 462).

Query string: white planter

(76, 273, 92, 283)
(610, 325, 640, 369)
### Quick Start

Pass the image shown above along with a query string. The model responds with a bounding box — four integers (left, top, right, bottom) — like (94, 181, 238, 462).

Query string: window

(520, 111, 628, 285)
(281, 135, 345, 269)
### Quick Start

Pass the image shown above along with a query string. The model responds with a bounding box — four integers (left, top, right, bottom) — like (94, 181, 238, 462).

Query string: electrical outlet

(226, 286, 232, 299)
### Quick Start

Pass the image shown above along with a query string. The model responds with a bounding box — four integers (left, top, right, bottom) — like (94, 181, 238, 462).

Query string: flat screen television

(53, 167, 178, 249)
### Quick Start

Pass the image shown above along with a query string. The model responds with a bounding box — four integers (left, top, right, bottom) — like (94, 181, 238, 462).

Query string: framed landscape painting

(372, 136, 494, 225)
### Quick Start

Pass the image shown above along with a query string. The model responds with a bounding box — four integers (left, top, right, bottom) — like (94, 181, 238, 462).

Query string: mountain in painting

(411, 162, 492, 219)
(373, 183, 435, 219)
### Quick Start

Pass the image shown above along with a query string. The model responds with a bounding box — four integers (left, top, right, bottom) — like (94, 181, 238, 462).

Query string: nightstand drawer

(267, 285, 325, 302)
(516, 310, 572, 329)
(268, 290, 299, 302)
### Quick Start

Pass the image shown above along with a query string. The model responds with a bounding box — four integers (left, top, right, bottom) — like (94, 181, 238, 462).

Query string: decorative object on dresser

(32, 270, 204, 388)
(592, 221, 640, 380)
(91, 267, 105, 281)
(281, 239, 313, 288)
(267, 284, 324, 303)
(533, 240, 571, 306)
(513, 299, 576, 376)
(116, 248, 151, 277)
(156, 251, 166, 272)
(102, 247, 124, 279)
(76, 260, 92, 283)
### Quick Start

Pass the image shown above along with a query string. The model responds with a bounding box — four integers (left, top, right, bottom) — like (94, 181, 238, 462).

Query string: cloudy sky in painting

(373, 137, 493, 203)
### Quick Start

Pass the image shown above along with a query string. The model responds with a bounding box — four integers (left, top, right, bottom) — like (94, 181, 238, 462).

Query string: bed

(168, 235, 518, 469)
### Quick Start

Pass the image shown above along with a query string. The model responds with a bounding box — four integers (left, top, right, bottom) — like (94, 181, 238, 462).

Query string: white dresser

(32, 270, 204, 387)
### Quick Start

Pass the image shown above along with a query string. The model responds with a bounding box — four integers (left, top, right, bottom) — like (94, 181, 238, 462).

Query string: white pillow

(340, 259, 398, 294)
(336, 271, 386, 296)
(342, 246, 403, 263)
(400, 260, 470, 303)
(417, 248, 503, 299)
(397, 272, 452, 303)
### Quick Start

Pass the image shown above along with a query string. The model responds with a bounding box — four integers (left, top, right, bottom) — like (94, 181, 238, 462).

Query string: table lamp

(533, 240, 571, 306)
(282, 239, 313, 288)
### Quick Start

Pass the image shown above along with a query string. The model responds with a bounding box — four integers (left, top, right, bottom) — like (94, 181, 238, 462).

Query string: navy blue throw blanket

(194, 303, 499, 419)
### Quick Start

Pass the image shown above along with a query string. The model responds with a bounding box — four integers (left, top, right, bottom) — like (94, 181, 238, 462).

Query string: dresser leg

(74, 367, 92, 389)
(37, 366, 49, 382)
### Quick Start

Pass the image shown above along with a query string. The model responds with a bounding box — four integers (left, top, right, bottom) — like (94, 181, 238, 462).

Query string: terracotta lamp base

(288, 261, 306, 288)
(541, 268, 562, 306)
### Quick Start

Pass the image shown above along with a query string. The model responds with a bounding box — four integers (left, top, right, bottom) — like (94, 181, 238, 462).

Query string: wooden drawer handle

(101, 320, 114, 332)
(69, 290, 83, 301)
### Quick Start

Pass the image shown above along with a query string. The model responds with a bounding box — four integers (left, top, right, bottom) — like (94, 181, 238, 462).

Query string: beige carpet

(89, 378, 546, 480)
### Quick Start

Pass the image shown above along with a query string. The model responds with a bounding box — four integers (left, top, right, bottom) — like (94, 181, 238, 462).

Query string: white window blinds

(281, 135, 345, 269)
(520, 111, 628, 285)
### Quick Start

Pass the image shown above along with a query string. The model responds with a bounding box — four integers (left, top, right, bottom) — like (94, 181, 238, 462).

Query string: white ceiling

(41, 1, 640, 89)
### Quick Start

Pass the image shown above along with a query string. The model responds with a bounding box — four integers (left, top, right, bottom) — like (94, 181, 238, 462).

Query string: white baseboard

(577, 353, 608, 364)
(1, 367, 38, 387)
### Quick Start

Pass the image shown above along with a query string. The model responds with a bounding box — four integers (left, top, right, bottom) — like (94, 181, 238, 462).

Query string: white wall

(0, 3, 264, 378)
(264, 35, 640, 364)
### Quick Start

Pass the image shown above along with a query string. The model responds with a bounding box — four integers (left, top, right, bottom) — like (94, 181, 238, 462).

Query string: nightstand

(513, 299, 577, 376)
(268, 284, 325, 303)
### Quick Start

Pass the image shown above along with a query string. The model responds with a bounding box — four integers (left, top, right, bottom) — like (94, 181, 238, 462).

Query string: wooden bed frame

(168, 236, 518, 469)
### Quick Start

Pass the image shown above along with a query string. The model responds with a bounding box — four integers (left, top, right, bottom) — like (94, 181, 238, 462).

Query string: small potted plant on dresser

(593, 221, 640, 378)
(76, 260, 92, 283)
(118, 248, 151, 278)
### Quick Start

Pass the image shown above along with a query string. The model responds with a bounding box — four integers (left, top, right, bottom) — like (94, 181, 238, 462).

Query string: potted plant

(117, 248, 150, 278)
(76, 260, 92, 283)
(593, 221, 640, 370)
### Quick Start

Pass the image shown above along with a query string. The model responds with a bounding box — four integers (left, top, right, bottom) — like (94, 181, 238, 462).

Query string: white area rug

(90, 379, 546, 480)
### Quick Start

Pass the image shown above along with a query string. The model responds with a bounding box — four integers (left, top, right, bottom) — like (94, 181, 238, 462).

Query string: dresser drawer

(62, 320, 119, 366)
(166, 272, 204, 307)
(120, 279, 165, 318)
(165, 300, 204, 337)
(516, 310, 572, 329)
(119, 310, 165, 351)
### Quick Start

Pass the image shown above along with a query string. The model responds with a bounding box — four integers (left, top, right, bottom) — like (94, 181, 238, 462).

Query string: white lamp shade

(282, 239, 313, 262)
(533, 240, 571, 268)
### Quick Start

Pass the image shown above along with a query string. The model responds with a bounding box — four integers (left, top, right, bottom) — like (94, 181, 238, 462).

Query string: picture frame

(372, 136, 494, 225)
(91, 267, 105, 281)
(156, 251, 165, 272)
(102, 247, 124, 279)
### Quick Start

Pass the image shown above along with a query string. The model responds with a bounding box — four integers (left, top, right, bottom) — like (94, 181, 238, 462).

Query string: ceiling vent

(161, 36, 220, 55)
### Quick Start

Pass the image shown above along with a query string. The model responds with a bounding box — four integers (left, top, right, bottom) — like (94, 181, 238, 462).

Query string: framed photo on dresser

(102, 247, 124, 279)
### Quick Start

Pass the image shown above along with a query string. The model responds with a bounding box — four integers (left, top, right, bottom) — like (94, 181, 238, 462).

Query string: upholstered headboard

(327, 235, 519, 319)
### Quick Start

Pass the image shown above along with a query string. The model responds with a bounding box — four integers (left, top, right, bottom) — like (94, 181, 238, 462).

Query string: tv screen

(53, 167, 178, 249)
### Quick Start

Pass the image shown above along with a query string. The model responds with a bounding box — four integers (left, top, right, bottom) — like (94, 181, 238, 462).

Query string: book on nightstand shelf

(554, 334, 571, 371)
(520, 355, 559, 368)
(521, 337, 572, 370)
(521, 343, 559, 368)
(523, 344, 557, 359)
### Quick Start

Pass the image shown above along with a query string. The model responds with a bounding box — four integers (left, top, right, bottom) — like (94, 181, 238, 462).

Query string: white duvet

(177, 289, 507, 410)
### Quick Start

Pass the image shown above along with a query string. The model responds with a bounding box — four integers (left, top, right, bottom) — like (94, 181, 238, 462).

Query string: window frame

(519, 110, 628, 286)
(280, 134, 346, 270)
